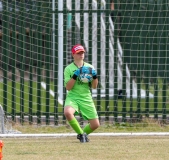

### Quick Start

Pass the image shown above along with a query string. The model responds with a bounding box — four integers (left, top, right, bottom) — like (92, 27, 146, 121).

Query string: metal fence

(0, 0, 169, 125)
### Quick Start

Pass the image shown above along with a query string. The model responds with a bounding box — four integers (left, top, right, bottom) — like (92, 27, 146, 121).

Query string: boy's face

(73, 51, 84, 60)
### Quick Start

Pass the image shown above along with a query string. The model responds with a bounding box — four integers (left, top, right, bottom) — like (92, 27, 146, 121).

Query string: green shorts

(64, 96, 98, 120)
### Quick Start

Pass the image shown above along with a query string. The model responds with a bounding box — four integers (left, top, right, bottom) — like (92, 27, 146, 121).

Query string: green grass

(3, 136, 169, 160)
(0, 78, 169, 117)
(10, 118, 169, 133)
(0, 81, 62, 114)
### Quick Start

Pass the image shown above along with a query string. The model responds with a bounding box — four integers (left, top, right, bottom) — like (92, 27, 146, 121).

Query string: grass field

(0, 119, 167, 160)
(0, 80, 169, 160)
(11, 119, 169, 133)
(2, 136, 169, 160)
(0, 79, 169, 116)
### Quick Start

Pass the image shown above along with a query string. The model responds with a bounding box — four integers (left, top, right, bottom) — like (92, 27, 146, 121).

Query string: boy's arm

(66, 78, 76, 91)
(64, 67, 74, 91)
(91, 67, 98, 89)
(64, 67, 80, 91)
(91, 78, 98, 89)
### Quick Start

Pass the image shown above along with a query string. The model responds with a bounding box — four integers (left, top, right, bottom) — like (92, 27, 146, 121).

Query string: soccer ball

(79, 73, 93, 83)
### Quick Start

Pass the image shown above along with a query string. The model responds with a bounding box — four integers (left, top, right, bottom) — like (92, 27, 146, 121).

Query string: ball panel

(79, 73, 93, 83)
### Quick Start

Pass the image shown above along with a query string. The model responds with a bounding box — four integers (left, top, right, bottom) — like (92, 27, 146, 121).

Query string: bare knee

(64, 106, 75, 121)
(89, 119, 100, 130)
(93, 121, 100, 130)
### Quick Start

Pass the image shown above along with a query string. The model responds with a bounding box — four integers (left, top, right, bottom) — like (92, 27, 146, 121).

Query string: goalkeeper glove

(80, 66, 91, 74)
(81, 66, 97, 79)
(92, 68, 97, 79)
(72, 68, 80, 80)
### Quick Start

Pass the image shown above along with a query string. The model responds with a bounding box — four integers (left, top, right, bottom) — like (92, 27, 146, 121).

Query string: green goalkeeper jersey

(64, 62, 94, 98)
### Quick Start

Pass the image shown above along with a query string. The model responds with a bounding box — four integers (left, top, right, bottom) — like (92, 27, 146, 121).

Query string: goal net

(0, 0, 169, 135)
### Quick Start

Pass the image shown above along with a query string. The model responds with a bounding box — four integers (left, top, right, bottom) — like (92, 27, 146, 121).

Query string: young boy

(64, 44, 100, 143)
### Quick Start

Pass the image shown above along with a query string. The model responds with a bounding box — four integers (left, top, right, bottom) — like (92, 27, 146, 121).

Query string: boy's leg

(83, 119, 100, 135)
(64, 101, 88, 142)
(83, 123, 93, 135)
(64, 106, 83, 134)
(68, 117, 83, 134)
(69, 118, 88, 143)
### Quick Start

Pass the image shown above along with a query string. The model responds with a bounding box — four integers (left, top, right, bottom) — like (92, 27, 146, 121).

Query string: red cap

(71, 44, 85, 54)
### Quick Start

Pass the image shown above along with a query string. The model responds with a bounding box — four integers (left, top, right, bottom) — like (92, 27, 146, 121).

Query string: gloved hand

(74, 68, 80, 76)
(92, 68, 97, 76)
(72, 68, 80, 80)
(91, 68, 97, 79)
(80, 66, 91, 74)
(81, 66, 97, 79)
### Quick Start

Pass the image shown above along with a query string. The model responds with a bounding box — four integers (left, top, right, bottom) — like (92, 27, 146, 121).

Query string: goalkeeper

(64, 44, 100, 143)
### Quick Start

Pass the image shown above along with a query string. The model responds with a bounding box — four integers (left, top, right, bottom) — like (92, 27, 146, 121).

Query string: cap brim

(74, 49, 85, 54)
